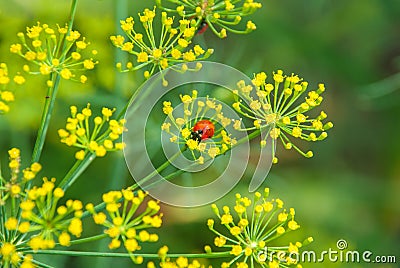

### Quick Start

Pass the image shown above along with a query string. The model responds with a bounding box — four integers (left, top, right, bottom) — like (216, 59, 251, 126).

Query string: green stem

(69, 233, 108, 246)
(116, 97, 130, 120)
(11, 196, 16, 218)
(237, 128, 261, 146)
(0, 161, 6, 236)
(31, 74, 60, 163)
(81, 201, 105, 219)
(24, 250, 231, 259)
(115, 64, 166, 121)
(66, 0, 78, 38)
(58, 152, 96, 190)
(128, 147, 186, 190)
(30, 259, 55, 268)
(17, 234, 108, 253)
(30, 0, 79, 163)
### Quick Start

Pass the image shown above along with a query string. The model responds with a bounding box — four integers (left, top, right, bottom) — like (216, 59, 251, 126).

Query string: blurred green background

(0, 0, 399, 267)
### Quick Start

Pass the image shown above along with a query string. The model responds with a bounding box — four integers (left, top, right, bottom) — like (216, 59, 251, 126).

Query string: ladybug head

(191, 129, 203, 143)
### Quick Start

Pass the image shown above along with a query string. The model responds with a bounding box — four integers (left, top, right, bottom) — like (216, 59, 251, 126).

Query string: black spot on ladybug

(191, 129, 203, 143)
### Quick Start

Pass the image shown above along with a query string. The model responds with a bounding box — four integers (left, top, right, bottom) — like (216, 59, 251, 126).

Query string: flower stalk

(31, 73, 60, 163)
(30, 0, 79, 164)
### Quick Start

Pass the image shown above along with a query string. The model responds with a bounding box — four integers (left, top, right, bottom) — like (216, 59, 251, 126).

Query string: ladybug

(197, 19, 209, 34)
(190, 16, 209, 35)
(191, 119, 215, 142)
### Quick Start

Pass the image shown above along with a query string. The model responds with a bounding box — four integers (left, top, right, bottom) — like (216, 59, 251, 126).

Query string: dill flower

(145, 246, 206, 267)
(1, 150, 82, 266)
(0, 148, 42, 205)
(86, 189, 162, 264)
(111, 7, 213, 78)
(161, 90, 236, 163)
(233, 70, 333, 163)
(207, 188, 312, 267)
(0, 148, 43, 266)
(17, 177, 83, 250)
(58, 104, 125, 159)
(0, 243, 34, 267)
(0, 63, 25, 114)
(157, 0, 262, 38)
(10, 22, 98, 83)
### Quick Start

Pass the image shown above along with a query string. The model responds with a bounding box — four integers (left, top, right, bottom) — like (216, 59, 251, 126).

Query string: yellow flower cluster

(146, 246, 206, 268)
(86, 189, 162, 264)
(162, 90, 236, 163)
(157, 0, 262, 38)
(111, 7, 213, 78)
(58, 104, 125, 159)
(233, 70, 333, 163)
(10, 22, 98, 83)
(207, 188, 312, 268)
(0, 241, 34, 268)
(0, 148, 44, 267)
(0, 148, 41, 204)
(14, 177, 84, 250)
(0, 63, 25, 114)
(1, 150, 83, 266)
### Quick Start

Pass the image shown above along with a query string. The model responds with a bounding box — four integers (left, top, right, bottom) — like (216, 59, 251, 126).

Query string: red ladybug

(191, 119, 215, 142)
(197, 20, 209, 34)
(190, 16, 209, 35)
